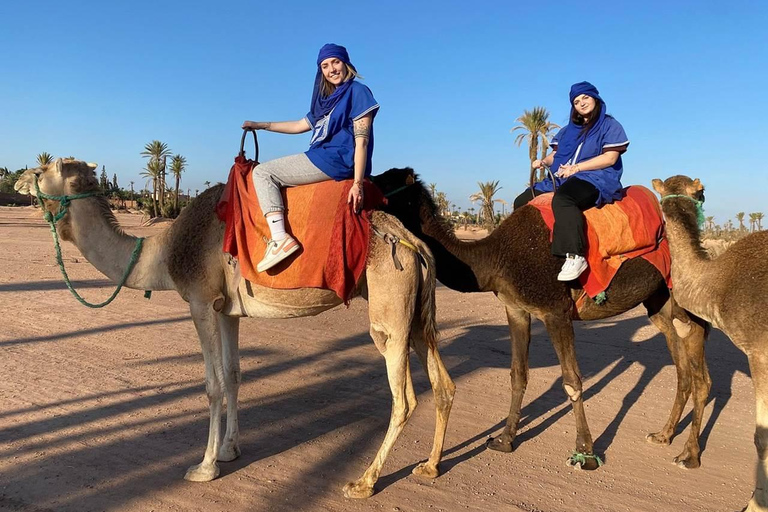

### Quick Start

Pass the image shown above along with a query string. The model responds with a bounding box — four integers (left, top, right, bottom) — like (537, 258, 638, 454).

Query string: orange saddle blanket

(216, 156, 384, 303)
(529, 185, 671, 298)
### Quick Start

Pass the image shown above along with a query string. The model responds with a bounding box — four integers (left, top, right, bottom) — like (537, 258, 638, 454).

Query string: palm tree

(749, 213, 757, 232)
(140, 160, 162, 218)
(204, 180, 211, 190)
(756, 212, 764, 231)
(37, 152, 54, 166)
(736, 212, 746, 232)
(141, 141, 172, 212)
(170, 154, 187, 212)
(428, 183, 437, 197)
(470, 180, 502, 232)
(511, 107, 560, 182)
(435, 191, 449, 217)
(705, 216, 715, 232)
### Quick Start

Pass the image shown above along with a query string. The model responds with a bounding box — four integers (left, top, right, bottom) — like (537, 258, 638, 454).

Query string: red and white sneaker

(257, 235, 300, 272)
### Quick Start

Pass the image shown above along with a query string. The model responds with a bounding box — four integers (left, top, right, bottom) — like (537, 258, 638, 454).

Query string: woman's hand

(555, 164, 581, 178)
(532, 159, 544, 169)
(348, 181, 364, 213)
(242, 121, 271, 130)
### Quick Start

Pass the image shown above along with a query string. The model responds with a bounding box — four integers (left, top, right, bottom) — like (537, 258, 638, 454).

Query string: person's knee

(513, 192, 533, 210)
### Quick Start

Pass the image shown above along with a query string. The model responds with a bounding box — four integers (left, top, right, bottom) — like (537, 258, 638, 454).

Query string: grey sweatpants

(253, 153, 331, 214)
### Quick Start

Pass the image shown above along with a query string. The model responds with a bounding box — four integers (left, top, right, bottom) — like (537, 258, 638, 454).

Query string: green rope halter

(34, 175, 151, 308)
(660, 194, 706, 229)
(569, 451, 604, 467)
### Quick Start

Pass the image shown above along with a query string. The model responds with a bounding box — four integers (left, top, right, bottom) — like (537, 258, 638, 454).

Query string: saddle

(216, 157, 384, 303)
(528, 185, 671, 298)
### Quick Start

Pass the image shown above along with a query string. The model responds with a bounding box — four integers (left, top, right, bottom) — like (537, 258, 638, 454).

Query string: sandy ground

(0, 206, 757, 512)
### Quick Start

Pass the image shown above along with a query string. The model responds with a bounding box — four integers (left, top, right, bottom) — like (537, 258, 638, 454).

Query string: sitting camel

(15, 158, 456, 499)
(652, 175, 768, 512)
(373, 168, 709, 470)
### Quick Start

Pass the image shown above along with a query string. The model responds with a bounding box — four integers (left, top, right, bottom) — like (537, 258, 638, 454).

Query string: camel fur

(373, 167, 709, 470)
(653, 175, 768, 512)
(15, 158, 456, 499)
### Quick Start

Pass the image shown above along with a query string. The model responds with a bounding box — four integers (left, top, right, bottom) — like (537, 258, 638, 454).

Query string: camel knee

(226, 369, 242, 387)
(563, 381, 582, 402)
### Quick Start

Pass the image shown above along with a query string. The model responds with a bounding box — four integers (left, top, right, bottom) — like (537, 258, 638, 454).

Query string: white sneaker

(557, 253, 588, 281)
(257, 235, 300, 272)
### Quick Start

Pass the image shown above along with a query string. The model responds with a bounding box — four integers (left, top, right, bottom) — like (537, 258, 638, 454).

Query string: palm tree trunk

(175, 175, 180, 212)
(152, 177, 159, 218)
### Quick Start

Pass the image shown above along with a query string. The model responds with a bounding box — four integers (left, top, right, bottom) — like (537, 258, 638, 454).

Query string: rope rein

(34, 175, 150, 308)
(660, 193, 706, 229)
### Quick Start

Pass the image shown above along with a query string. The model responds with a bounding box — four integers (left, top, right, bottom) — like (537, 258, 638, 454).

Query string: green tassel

(594, 291, 607, 305)
(144, 290, 152, 300)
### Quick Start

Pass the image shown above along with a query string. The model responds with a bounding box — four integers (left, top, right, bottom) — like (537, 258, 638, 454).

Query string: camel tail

(402, 232, 439, 351)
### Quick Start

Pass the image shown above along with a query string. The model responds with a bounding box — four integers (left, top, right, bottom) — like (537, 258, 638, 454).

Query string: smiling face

(572, 94, 596, 118)
(320, 57, 347, 86)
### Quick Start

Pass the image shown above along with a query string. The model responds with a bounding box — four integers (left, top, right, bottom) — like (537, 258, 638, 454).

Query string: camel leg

(488, 305, 531, 453)
(218, 313, 242, 462)
(343, 325, 412, 499)
(545, 314, 599, 470)
(674, 316, 709, 469)
(644, 294, 692, 445)
(409, 321, 456, 478)
(184, 300, 225, 482)
(742, 354, 768, 512)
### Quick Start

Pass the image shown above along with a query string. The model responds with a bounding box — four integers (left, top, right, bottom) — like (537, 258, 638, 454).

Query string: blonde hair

(320, 63, 361, 97)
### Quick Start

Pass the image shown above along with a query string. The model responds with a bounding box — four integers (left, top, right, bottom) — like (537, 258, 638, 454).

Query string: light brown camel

(373, 168, 710, 470)
(15, 158, 456, 499)
(653, 175, 768, 512)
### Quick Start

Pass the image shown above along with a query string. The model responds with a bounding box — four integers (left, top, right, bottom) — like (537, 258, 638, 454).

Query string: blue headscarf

(551, 81, 607, 170)
(309, 43, 356, 121)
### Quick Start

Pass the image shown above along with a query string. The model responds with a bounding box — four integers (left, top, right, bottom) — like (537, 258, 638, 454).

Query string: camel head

(651, 175, 706, 203)
(372, 167, 435, 234)
(15, 158, 101, 234)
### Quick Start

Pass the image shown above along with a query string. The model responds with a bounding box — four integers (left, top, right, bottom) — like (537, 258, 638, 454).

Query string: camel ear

(87, 162, 98, 170)
(53, 158, 63, 174)
(692, 178, 703, 191)
(651, 179, 665, 195)
(406, 174, 415, 185)
(685, 178, 704, 196)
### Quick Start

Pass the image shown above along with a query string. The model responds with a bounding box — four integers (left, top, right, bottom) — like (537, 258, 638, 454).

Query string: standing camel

(652, 175, 768, 512)
(15, 159, 456, 499)
(373, 168, 709, 470)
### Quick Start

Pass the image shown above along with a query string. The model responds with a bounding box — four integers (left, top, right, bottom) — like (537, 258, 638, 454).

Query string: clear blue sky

(2, 0, 766, 223)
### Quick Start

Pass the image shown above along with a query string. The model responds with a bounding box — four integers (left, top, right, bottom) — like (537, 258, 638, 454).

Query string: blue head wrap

(310, 43, 356, 121)
(551, 81, 608, 170)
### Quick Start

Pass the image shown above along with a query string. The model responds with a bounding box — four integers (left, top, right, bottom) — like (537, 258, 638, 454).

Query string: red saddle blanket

(216, 155, 384, 303)
(529, 185, 671, 298)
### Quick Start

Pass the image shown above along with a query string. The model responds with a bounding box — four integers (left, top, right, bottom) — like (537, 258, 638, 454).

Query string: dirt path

(0, 206, 755, 511)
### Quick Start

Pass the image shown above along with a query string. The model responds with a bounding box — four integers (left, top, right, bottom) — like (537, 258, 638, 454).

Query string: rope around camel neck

(660, 194, 706, 229)
(35, 176, 151, 308)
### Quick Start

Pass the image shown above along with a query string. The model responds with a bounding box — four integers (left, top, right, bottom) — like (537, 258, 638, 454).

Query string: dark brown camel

(653, 175, 768, 512)
(373, 168, 710, 470)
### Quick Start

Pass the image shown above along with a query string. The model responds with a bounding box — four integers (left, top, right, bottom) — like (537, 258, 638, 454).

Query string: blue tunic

(535, 116, 629, 205)
(304, 81, 379, 180)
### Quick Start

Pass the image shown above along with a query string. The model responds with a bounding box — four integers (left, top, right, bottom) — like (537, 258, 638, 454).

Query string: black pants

(513, 177, 599, 257)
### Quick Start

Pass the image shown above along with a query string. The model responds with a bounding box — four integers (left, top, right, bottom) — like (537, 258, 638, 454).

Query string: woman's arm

(533, 151, 556, 168)
(242, 119, 312, 134)
(347, 113, 373, 211)
(556, 150, 620, 178)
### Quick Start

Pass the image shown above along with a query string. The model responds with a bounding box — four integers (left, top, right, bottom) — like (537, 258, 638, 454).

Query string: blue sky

(2, 0, 766, 223)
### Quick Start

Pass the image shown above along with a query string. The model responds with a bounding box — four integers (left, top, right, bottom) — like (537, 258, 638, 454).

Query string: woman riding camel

(513, 81, 629, 281)
(242, 43, 379, 272)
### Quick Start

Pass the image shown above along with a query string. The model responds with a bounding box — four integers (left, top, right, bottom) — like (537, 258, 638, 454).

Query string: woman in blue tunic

(242, 43, 379, 272)
(513, 81, 629, 281)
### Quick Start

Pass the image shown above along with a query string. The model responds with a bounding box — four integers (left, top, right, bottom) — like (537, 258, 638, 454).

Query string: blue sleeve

(601, 117, 629, 150)
(551, 127, 566, 148)
(350, 82, 379, 120)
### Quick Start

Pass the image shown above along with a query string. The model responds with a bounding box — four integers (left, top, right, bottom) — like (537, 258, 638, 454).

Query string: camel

(652, 175, 768, 512)
(14, 158, 456, 499)
(373, 168, 710, 470)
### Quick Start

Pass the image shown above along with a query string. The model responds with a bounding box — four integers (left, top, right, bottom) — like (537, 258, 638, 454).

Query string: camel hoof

(742, 496, 768, 512)
(217, 443, 241, 462)
(486, 435, 513, 453)
(412, 462, 439, 479)
(342, 480, 374, 499)
(184, 462, 220, 482)
(673, 453, 701, 469)
(645, 432, 672, 446)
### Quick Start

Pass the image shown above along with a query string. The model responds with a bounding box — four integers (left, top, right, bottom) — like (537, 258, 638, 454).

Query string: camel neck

(65, 198, 175, 291)
(419, 209, 495, 293)
(661, 199, 721, 321)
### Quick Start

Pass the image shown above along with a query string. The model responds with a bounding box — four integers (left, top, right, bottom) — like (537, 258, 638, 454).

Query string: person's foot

(557, 253, 588, 281)
(257, 235, 300, 272)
